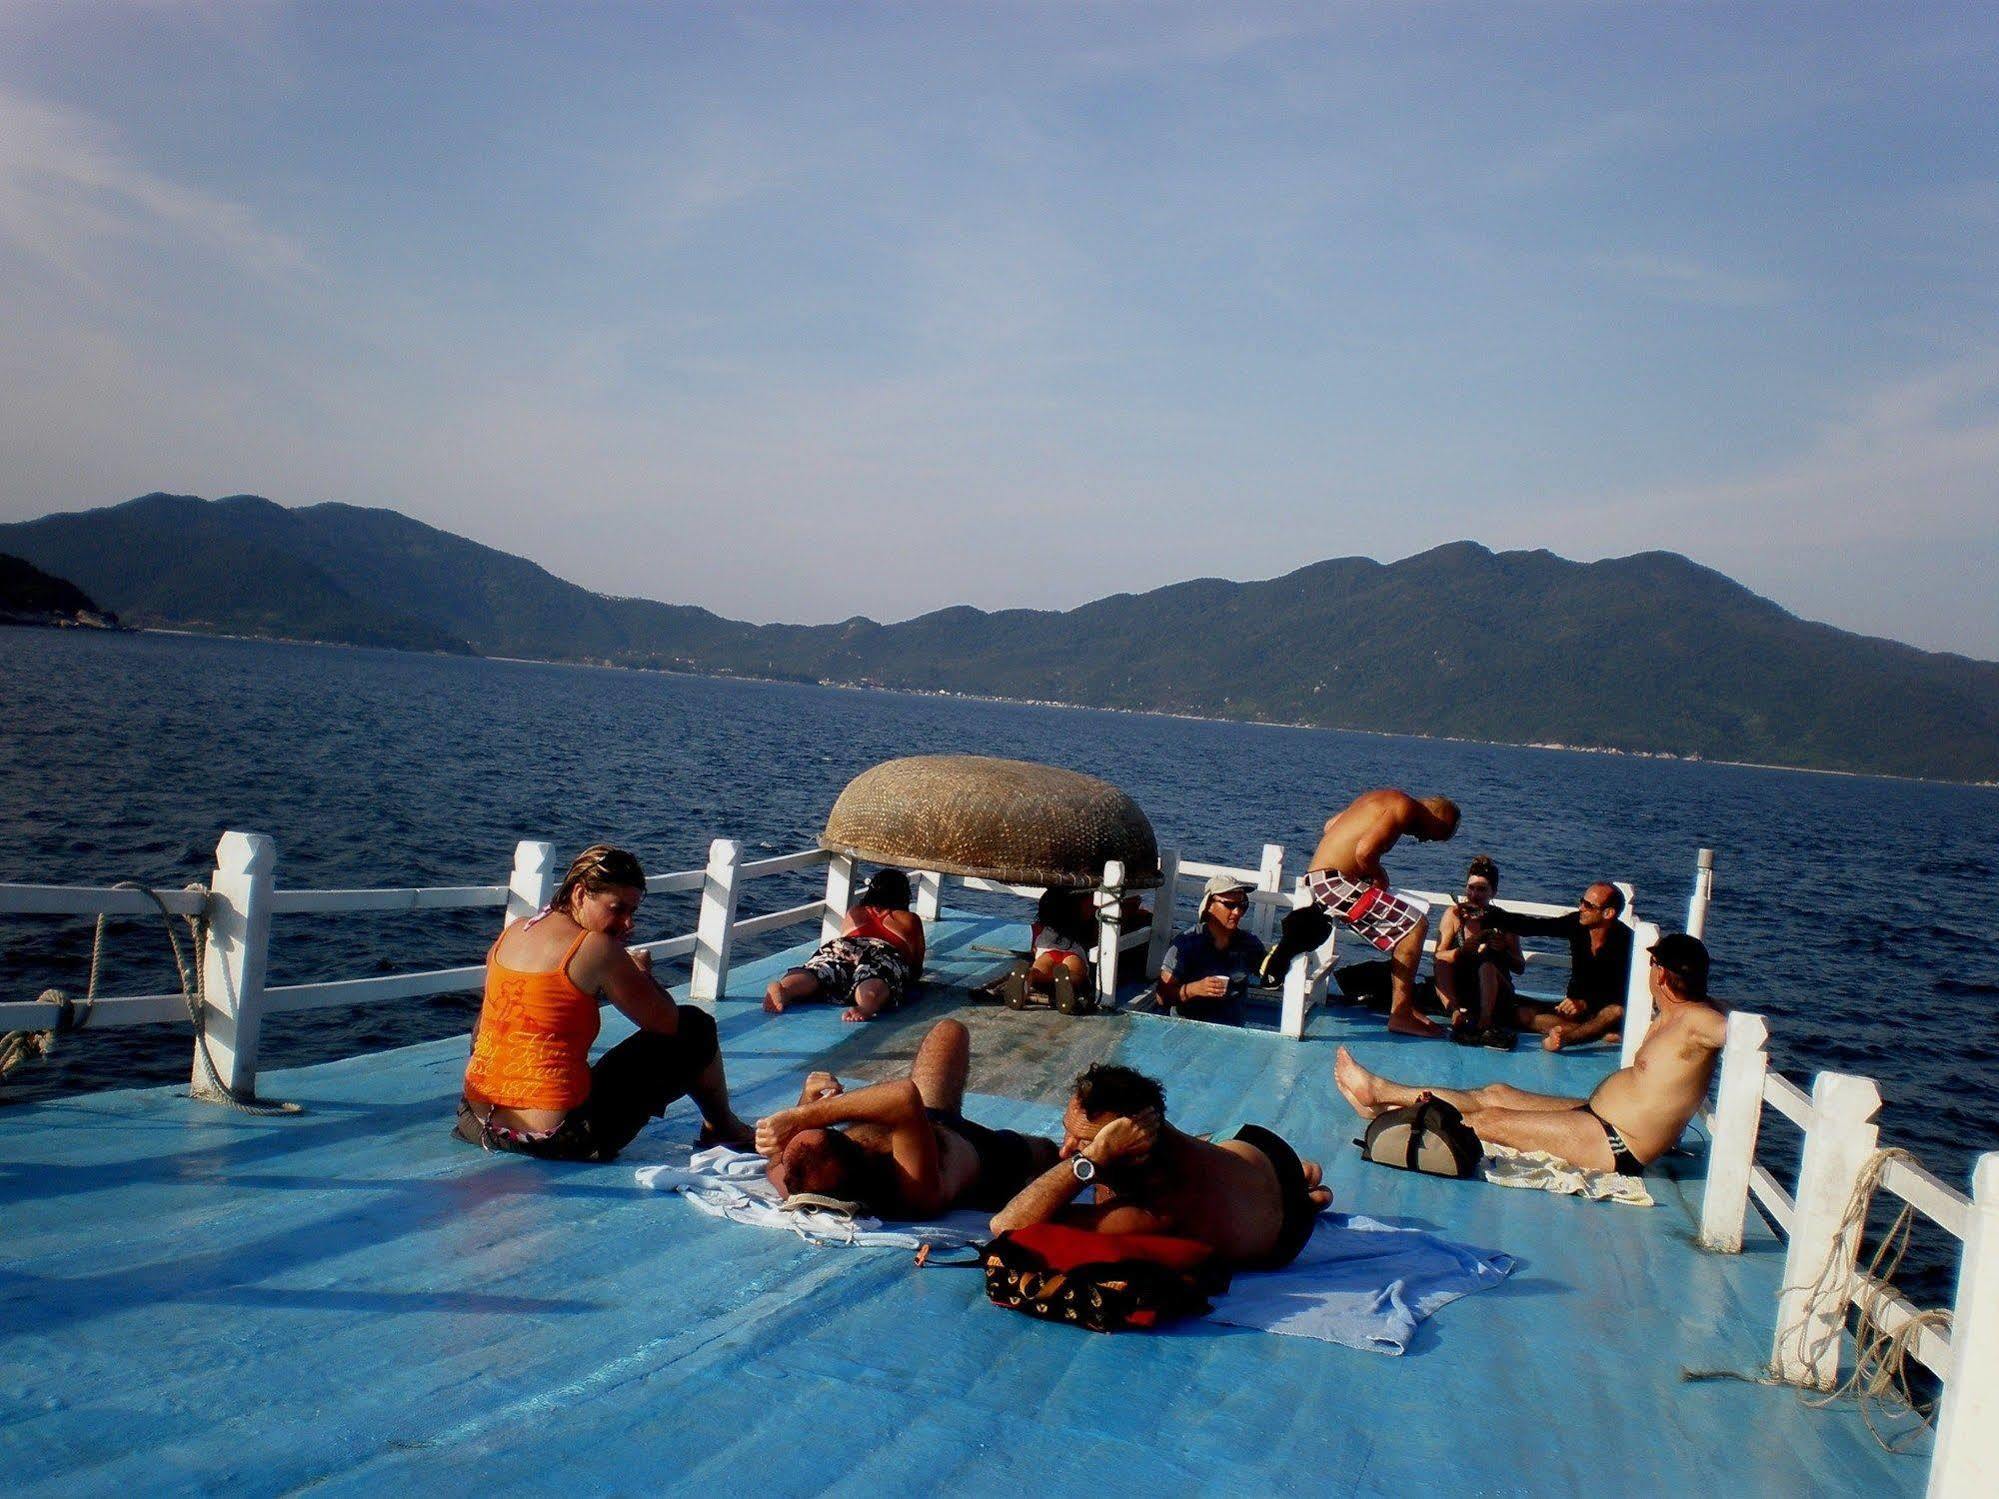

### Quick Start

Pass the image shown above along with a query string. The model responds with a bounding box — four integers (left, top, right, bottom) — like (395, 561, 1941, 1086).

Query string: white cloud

(0, 87, 311, 293)
(1521, 353, 1999, 654)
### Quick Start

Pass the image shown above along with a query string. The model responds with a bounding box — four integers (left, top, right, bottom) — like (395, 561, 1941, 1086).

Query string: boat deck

(2, 914, 1928, 1497)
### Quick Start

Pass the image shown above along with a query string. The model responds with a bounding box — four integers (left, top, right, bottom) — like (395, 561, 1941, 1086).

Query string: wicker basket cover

(820, 755, 1161, 890)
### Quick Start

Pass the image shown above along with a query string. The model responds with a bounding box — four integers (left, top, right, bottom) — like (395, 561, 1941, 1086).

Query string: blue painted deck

(2, 914, 1928, 1497)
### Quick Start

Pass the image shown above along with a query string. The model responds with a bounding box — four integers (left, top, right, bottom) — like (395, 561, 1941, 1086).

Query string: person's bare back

(1113, 1134, 1287, 1262)
(990, 1065, 1331, 1270)
(1278, 788, 1459, 1038)
(1307, 788, 1455, 883)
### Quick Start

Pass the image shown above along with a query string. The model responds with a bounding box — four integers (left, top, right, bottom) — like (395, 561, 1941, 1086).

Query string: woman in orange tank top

(456, 844, 752, 1161)
(762, 868, 927, 1022)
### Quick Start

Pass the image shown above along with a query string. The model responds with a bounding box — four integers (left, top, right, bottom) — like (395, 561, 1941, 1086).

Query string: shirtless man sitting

(1332, 933, 1723, 1175)
(989, 1064, 1332, 1270)
(1260, 787, 1461, 1038)
(754, 1018, 1058, 1218)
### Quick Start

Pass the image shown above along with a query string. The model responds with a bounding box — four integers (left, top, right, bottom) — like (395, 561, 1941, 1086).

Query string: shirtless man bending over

(990, 1064, 1332, 1270)
(1260, 788, 1461, 1038)
(755, 1019, 1058, 1218)
(1333, 934, 1724, 1175)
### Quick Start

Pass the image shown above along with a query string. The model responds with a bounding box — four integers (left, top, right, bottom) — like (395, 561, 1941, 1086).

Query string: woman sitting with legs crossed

(457, 844, 753, 1161)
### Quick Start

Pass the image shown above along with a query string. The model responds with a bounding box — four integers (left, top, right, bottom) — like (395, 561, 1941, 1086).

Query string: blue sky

(2, 2, 1995, 656)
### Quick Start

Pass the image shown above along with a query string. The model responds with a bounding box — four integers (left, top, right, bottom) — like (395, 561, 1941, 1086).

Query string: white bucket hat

(1198, 873, 1254, 924)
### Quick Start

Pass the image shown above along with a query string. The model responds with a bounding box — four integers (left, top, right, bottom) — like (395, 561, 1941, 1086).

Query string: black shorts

(1232, 1124, 1321, 1270)
(453, 1010, 721, 1164)
(929, 1108, 1040, 1213)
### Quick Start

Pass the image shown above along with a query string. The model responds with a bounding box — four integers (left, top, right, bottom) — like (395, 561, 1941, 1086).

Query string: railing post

(1279, 886, 1313, 1039)
(1095, 860, 1126, 1009)
(1145, 849, 1180, 978)
(1252, 842, 1285, 943)
(914, 870, 943, 924)
(1276, 878, 1339, 1040)
(1930, 1152, 1999, 1498)
(688, 838, 741, 1006)
(1686, 848, 1715, 941)
(1771, 1071, 1883, 1389)
(1699, 1011, 1770, 1251)
(506, 840, 557, 925)
(194, 830, 275, 1102)
(1618, 920, 1660, 1068)
(820, 854, 855, 946)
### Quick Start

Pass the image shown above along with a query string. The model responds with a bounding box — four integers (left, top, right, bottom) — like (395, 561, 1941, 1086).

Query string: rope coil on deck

(1, 881, 300, 1115)
(1771, 1146, 1950, 1451)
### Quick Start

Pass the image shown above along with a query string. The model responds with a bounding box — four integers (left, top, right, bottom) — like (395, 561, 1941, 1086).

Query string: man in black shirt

(1490, 883, 1632, 1051)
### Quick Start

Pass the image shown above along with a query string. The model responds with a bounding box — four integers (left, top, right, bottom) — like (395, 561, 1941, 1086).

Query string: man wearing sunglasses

(1154, 874, 1269, 1026)
(1487, 882, 1632, 1051)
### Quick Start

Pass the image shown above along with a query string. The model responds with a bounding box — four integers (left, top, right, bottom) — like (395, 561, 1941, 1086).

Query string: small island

(0, 553, 123, 631)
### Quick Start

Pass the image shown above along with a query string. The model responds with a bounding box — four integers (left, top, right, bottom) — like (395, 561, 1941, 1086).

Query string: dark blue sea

(4, 628, 1995, 1306)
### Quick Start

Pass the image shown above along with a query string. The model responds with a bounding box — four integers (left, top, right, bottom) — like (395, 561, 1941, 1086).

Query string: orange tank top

(847, 904, 917, 960)
(463, 924, 601, 1113)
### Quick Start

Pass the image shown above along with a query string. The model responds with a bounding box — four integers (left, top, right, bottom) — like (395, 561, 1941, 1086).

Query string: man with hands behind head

(989, 1064, 1331, 1270)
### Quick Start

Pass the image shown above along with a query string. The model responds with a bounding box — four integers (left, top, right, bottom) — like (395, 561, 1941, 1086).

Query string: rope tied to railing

(1771, 1145, 1950, 1451)
(1, 881, 300, 1116)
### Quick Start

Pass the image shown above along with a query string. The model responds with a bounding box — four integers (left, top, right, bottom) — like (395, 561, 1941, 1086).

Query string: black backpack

(1357, 1094, 1484, 1179)
(981, 1224, 1231, 1333)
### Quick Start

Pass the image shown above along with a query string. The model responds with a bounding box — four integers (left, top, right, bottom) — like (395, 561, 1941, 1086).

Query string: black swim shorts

(1232, 1124, 1322, 1270)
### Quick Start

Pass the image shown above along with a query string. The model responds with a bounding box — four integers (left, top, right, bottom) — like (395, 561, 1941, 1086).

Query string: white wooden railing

(1694, 1008, 1996, 1496)
(0, 831, 839, 1099)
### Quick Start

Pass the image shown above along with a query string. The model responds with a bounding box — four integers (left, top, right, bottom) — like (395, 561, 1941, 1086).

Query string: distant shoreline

(72, 624, 1999, 791)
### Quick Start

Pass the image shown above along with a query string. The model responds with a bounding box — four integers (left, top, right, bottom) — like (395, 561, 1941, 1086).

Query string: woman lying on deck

(763, 868, 926, 1022)
(455, 844, 753, 1161)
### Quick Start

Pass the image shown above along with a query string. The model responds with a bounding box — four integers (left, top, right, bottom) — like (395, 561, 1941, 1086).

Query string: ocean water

(3, 627, 1995, 1305)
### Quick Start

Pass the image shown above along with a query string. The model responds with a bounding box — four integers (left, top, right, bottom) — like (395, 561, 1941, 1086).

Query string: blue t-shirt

(1160, 924, 1268, 1026)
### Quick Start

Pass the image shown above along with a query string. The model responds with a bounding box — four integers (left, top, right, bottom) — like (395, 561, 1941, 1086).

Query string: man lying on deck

(989, 1064, 1333, 1270)
(754, 1018, 1059, 1218)
(1333, 934, 1724, 1175)
(763, 869, 926, 1022)
(1259, 787, 1461, 1038)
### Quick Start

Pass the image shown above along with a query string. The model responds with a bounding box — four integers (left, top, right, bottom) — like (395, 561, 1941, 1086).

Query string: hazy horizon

(3, 4, 1995, 654)
(20, 485, 1996, 667)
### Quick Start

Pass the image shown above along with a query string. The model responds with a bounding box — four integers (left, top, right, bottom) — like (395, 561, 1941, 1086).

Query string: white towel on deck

(1480, 1143, 1654, 1206)
(634, 1145, 991, 1251)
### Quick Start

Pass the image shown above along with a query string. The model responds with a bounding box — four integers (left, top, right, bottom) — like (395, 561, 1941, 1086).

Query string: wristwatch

(1071, 1156, 1097, 1183)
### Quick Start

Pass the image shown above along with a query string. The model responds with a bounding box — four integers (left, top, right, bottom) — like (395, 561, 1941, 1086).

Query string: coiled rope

(1, 881, 299, 1115)
(1769, 1146, 1949, 1451)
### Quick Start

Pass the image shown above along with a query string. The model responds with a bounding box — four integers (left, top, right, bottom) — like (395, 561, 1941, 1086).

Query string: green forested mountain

(4, 493, 1996, 782)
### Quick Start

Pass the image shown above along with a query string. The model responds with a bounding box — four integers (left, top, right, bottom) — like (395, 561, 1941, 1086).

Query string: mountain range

(4, 492, 1995, 783)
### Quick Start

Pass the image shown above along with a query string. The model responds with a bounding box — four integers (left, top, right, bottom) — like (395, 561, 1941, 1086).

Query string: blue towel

(1206, 1213, 1514, 1354)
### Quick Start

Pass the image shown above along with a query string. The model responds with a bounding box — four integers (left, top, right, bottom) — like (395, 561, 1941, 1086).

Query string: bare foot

(841, 1006, 874, 1023)
(1386, 1008, 1447, 1039)
(1603, 1032, 1621, 1047)
(697, 1116, 756, 1150)
(763, 982, 788, 1015)
(1543, 1026, 1566, 1053)
(1334, 1046, 1389, 1119)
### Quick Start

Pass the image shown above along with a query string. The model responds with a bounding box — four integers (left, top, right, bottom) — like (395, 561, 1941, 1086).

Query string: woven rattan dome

(820, 755, 1161, 890)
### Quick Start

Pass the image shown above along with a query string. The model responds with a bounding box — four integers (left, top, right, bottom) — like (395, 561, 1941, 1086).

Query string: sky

(1, 2, 1995, 657)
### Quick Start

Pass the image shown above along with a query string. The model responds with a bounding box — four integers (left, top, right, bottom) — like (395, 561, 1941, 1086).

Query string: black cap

(1649, 932, 1710, 996)
(858, 868, 913, 910)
